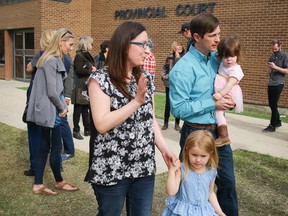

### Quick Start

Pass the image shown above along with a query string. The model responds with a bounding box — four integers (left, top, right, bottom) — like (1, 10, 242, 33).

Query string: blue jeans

(91, 175, 155, 216)
(34, 126, 63, 184)
(61, 116, 75, 155)
(27, 122, 41, 171)
(179, 123, 238, 216)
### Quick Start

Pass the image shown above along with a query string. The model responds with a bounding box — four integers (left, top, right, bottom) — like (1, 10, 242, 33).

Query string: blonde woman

(24, 29, 56, 177)
(72, 35, 96, 139)
(161, 41, 185, 131)
(27, 29, 79, 195)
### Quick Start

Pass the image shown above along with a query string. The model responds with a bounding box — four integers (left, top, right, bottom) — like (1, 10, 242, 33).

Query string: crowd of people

(21, 11, 288, 215)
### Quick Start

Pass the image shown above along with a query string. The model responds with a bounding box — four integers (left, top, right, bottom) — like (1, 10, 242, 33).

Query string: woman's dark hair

(217, 36, 242, 62)
(100, 40, 110, 53)
(190, 13, 219, 39)
(106, 21, 146, 99)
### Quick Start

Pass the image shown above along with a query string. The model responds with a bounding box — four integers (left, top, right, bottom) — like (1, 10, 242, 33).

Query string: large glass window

(14, 30, 34, 80)
(0, 30, 4, 64)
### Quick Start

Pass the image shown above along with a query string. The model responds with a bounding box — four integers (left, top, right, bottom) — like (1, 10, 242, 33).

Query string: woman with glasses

(72, 35, 96, 140)
(84, 21, 176, 215)
(27, 29, 79, 195)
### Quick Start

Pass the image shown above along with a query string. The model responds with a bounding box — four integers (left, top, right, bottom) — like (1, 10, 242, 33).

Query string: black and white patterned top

(84, 66, 156, 186)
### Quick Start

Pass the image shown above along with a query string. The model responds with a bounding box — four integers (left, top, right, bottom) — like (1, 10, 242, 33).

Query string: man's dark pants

(179, 123, 239, 216)
(268, 84, 283, 127)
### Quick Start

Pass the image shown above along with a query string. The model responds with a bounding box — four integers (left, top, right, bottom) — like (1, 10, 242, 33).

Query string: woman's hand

(169, 158, 181, 172)
(59, 109, 68, 117)
(91, 66, 97, 72)
(134, 74, 148, 104)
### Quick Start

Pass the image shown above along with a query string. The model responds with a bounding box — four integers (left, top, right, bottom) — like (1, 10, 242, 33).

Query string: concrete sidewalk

(0, 80, 287, 174)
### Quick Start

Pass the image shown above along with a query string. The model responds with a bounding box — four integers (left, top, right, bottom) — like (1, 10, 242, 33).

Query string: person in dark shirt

(263, 39, 288, 132)
(94, 40, 110, 69)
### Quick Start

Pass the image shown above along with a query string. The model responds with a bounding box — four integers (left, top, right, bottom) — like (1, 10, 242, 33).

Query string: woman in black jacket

(161, 41, 185, 131)
(72, 36, 96, 139)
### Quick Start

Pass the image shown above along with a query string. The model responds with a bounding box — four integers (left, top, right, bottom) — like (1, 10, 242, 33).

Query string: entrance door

(13, 30, 34, 80)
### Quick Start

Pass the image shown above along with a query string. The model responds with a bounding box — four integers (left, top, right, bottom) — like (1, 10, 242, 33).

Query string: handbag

(22, 104, 29, 123)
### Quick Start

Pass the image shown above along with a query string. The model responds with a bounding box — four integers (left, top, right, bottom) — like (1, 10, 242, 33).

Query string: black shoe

(73, 131, 84, 140)
(262, 125, 275, 132)
(84, 130, 90, 136)
(24, 169, 35, 176)
(275, 122, 282, 128)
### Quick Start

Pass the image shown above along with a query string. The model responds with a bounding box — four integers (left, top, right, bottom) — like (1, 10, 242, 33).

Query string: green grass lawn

(0, 122, 287, 215)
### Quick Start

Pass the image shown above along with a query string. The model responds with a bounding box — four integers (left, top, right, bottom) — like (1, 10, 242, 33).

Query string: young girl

(213, 36, 244, 146)
(162, 130, 225, 216)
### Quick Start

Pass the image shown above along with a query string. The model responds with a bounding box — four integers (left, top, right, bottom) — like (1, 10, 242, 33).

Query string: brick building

(0, 0, 288, 107)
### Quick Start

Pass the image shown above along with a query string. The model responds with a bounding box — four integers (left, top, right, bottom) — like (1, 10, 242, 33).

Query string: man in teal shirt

(169, 13, 238, 216)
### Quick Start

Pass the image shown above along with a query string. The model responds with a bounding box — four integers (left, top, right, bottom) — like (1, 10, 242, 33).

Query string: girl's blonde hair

(183, 130, 218, 175)
(40, 29, 56, 51)
(77, 35, 93, 52)
(37, 28, 74, 67)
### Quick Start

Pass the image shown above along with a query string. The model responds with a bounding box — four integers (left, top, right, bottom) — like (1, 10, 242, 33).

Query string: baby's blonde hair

(183, 130, 218, 176)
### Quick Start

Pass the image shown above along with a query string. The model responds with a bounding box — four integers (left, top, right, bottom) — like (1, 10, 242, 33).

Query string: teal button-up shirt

(169, 45, 220, 124)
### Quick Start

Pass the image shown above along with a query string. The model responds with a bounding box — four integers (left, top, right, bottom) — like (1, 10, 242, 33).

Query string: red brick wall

(40, 0, 92, 57)
(91, 0, 288, 107)
(1, 0, 288, 107)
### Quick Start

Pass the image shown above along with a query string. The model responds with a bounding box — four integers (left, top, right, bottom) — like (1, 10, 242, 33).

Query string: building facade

(0, 0, 288, 107)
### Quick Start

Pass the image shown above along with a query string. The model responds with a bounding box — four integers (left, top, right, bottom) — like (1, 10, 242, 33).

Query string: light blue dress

(162, 164, 218, 216)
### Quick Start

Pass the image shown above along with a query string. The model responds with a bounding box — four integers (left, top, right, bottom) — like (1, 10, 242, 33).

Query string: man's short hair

(178, 23, 190, 34)
(271, 39, 282, 46)
(190, 13, 219, 38)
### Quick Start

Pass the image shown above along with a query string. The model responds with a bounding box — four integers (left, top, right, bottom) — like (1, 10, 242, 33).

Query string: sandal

(32, 186, 59, 196)
(54, 181, 79, 191)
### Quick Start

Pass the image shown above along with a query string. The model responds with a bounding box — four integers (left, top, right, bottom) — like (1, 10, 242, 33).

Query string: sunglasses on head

(61, 30, 72, 38)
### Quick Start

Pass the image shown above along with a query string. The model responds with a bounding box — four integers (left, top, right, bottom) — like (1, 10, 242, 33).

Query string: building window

(0, 31, 4, 64)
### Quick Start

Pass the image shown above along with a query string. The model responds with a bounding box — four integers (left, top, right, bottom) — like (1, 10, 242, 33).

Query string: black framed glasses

(130, 39, 153, 49)
(61, 30, 72, 38)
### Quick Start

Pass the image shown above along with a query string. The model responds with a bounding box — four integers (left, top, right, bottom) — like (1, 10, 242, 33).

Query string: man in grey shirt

(263, 39, 288, 132)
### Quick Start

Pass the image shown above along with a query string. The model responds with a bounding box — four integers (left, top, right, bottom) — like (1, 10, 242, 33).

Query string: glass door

(13, 30, 34, 80)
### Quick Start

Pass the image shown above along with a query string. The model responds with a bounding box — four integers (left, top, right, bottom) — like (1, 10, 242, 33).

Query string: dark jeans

(164, 87, 180, 125)
(27, 122, 41, 171)
(61, 116, 75, 155)
(34, 126, 63, 184)
(73, 104, 90, 132)
(179, 123, 239, 216)
(268, 84, 283, 126)
(91, 175, 155, 216)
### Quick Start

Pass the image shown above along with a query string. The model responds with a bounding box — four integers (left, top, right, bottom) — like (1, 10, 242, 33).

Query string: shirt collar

(189, 45, 212, 63)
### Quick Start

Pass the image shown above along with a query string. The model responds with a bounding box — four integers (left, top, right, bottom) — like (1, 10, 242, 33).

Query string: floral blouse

(84, 66, 156, 186)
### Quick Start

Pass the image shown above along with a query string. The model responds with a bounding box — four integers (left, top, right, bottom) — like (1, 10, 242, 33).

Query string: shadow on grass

(0, 122, 287, 215)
